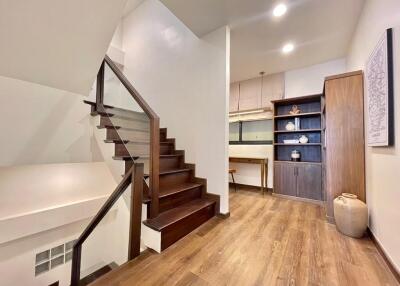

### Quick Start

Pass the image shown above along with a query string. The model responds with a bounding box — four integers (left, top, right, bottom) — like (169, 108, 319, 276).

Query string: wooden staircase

(86, 101, 219, 251)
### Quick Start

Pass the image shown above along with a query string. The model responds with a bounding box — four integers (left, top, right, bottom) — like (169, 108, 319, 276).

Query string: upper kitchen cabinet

(229, 72, 284, 113)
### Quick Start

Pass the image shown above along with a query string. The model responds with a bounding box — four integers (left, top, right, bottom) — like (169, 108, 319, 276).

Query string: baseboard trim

(217, 212, 230, 219)
(272, 193, 324, 206)
(229, 182, 272, 192)
(367, 228, 400, 283)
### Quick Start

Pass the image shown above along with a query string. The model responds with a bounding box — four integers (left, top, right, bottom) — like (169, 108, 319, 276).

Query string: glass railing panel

(102, 62, 150, 175)
(79, 187, 132, 282)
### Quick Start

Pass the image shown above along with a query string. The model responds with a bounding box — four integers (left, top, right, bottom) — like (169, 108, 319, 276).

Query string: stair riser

(159, 187, 202, 213)
(160, 129, 167, 141)
(100, 116, 149, 131)
(160, 156, 182, 171)
(115, 143, 149, 157)
(107, 128, 149, 142)
(160, 144, 174, 155)
(104, 108, 149, 122)
(160, 171, 192, 189)
(161, 203, 215, 250)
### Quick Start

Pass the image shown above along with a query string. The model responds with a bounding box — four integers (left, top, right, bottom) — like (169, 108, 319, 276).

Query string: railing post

(149, 118, 160, 218)
(128, 164, 144, 260)
(70, 244, 82, 286)
(95, 61, 105, 112)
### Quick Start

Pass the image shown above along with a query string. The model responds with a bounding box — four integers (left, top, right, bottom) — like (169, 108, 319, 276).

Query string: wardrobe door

(324, 72, 365, 220)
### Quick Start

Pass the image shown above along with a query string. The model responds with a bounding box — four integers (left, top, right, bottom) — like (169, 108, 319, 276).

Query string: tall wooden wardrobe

(324, 71, 365, 221)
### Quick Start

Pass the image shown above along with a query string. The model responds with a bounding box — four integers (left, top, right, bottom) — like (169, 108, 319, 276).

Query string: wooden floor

(92, 188, 399, 286)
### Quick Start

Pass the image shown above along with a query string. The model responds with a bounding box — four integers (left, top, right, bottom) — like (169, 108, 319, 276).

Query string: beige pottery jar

(333, 193, 368, 238)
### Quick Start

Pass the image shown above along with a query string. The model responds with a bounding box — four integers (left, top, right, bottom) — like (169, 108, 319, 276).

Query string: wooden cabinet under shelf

(274, 161, 322, 201)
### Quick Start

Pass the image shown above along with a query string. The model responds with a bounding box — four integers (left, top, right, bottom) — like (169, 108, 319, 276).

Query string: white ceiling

(123, 0, 145, 16)
(160, 0, 365, 82)
(0, 0, 128, 94)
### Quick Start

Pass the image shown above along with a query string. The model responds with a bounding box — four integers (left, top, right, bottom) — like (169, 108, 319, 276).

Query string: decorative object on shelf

(366, 28, 394, 147)
(334, 193, 368, 238)
(294, 118, 300, 130)
(299, 135, 309, 144)
(291, 150, 301, 161)
(285, 121, 295, 131)
(283, 139, 299, 144)
(289, 105, 301, 115)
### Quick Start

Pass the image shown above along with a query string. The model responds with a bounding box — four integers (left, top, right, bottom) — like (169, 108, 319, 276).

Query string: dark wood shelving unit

(274, 129, 322, 133)
(272, 94, 324, 202)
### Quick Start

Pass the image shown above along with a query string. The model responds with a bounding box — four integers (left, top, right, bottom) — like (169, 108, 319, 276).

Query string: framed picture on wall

(366, 28, 394, 147)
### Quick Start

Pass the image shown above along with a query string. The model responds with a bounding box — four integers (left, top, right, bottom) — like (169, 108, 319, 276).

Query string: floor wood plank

(91, 188, 399, 286)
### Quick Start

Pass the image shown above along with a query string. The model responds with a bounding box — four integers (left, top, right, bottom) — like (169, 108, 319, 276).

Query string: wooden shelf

(274, 129, 322, 133)
(275, 160, 322, 165)
(274, 143, 321, 146)
(274, 112, 321, 119)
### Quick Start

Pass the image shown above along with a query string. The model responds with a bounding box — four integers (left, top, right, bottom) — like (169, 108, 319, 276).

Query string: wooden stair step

(143, 198, 215, 231)
(159, 168, 191, 176)
(102, 107, 149, 120)
(97, 125, 150, 133)
(100, 116, 149, 131)
(159, 182, 202, 198)
(113, 155, 141, 161)
(98, 111, 149, 123)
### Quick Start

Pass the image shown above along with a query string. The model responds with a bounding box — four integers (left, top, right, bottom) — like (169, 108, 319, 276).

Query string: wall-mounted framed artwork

(366, 28, 394, 147)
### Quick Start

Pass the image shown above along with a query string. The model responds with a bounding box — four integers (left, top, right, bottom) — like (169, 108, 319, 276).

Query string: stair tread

(160, 154, 183, 158)
(98, 111, 149, 123)
(159, 168, 191, 175)
(159, 182, 202, 198)
(97, 125, 150, 133)
(143, 198, 215, 231)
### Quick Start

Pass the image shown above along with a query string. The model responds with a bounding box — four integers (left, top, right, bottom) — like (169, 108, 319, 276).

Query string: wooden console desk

(229, 157, 269, 194)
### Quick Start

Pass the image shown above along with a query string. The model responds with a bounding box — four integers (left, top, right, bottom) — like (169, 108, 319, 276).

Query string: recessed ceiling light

(282, 43, 294, 54)
(273, 3, 287, 17)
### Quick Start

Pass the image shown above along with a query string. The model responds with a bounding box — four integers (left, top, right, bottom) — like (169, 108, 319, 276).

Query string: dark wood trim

(229, 140, 273, 145)
(229, 182, 272, 192)
(325, 70, 363, 81)
(217, 212, 230, 219)
(104, 55, 158, 119)
(71, 165, 144, 286)
(103, 55, 160, 219)
(271, 94, 322, 104)
(367, 228, 400, 283)
(128, 164, 144, 260)
(149, 118, 160, 218)
(95, 62, 105, 112)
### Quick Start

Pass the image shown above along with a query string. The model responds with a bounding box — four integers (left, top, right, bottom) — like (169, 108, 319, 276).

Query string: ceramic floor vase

(333, 193, 368, 238)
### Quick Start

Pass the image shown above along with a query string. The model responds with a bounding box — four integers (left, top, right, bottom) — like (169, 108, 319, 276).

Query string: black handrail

(70, 163, 144, 286)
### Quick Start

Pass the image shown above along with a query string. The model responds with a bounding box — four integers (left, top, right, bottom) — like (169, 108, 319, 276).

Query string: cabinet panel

(239, 77, 261, 110)
(297, 164, 322, 200)
(325, 72, 365, 219)
(274, 162, 297, 196)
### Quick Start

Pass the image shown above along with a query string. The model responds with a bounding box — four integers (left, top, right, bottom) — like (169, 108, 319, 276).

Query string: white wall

(346, 0, 400, 273)
(0, 76, 104, 167)
(284, 58, 346, 98)
(121, 0, 230, 213)
(0, 161, 139, 286)
(229, 145, 273, 189)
